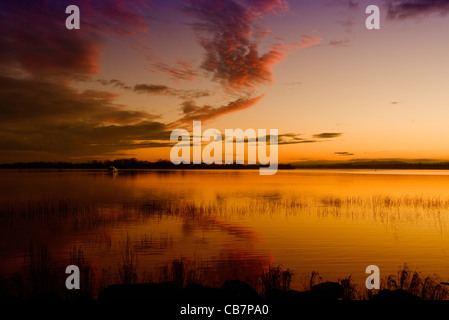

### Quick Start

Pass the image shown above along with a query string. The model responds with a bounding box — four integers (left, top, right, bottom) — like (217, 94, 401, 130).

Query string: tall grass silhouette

(2, 194, 449, 299)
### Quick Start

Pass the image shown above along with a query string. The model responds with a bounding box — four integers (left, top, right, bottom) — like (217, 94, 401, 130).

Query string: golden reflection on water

(1, 169, 449, 289)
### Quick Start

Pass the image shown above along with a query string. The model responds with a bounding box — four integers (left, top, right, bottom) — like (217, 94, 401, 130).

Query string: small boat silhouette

(108, 166, 118, 173)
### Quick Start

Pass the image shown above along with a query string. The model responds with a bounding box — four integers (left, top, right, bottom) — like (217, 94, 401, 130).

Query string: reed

(380, 264, 449, 300)
(2, 194, 448, 231)
(67, 246, 95, 299)
(117, 234, 138, 285)
(259, 265, 294, 296)
(2, 244, 449, 300)
(0, 199, 110, 229)
(158, 257, 207, 288)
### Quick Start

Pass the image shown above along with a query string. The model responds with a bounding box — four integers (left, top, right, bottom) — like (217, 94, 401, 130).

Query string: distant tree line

(295, 161, 449, 170)
(3, 158, 449, 170)
(0, 158, 295, 170)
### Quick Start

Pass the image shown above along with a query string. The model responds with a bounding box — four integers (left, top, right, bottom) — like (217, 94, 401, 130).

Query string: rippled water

(1, 169, 449, 289)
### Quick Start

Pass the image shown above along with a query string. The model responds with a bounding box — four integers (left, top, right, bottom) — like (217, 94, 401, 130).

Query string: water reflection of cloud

(181, 216, 262, 242)
(210, 246, 273, 286)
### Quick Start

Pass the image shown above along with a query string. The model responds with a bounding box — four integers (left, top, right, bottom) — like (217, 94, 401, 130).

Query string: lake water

(1, 169, 449, 291)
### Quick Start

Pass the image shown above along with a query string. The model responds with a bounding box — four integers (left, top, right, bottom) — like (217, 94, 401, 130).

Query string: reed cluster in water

(1, 194, 448, 227)
(1, 194, 449, 299)
(1, 243, 447, 300)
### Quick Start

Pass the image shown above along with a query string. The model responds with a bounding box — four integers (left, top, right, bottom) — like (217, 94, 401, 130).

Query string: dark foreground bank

(98, 279, 422, 301)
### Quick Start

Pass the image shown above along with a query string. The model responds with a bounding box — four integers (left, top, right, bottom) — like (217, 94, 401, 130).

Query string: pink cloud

(186, 0, 319, 93)
(0, 0, 150, 79)
(186, 0, 291, 92)
(153, 61, 199, 81)
(172, 94, 266, 125)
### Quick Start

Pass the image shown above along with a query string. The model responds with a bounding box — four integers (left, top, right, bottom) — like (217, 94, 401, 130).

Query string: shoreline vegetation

(0, 159, 294, 170)
(0, 244, 447, 301)
(1, 196, 449, 300)
(2, 158, 449, 170)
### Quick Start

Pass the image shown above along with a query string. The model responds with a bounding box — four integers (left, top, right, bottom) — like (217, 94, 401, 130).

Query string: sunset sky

(1, 0, 449, 163)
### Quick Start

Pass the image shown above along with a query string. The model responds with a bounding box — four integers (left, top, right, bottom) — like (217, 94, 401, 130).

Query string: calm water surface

(1, 169, 449, 289)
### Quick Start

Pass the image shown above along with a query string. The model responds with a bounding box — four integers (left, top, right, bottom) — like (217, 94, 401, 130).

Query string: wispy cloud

(335, 151, 354, 156)
(97, 79, 132, 90)
(387, 0, 449, 20)
(337, 18, 355, 33)
(182, 131, 344, 146)
(329, 39, 350, 47)
(185, 0, 319, 93)
(326, 0, 359, 9)
(278, 132, 343, 145)
(153, 61, 199, 81)
(0, 75, 171, 158)
(313, 133, 343, 139)
(278, 133, 316, 145)
(97, 79, 210, 99)
(326, 0, 359, 34)
(173, 95, 266, 125)
(0, 72, 345, 160)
